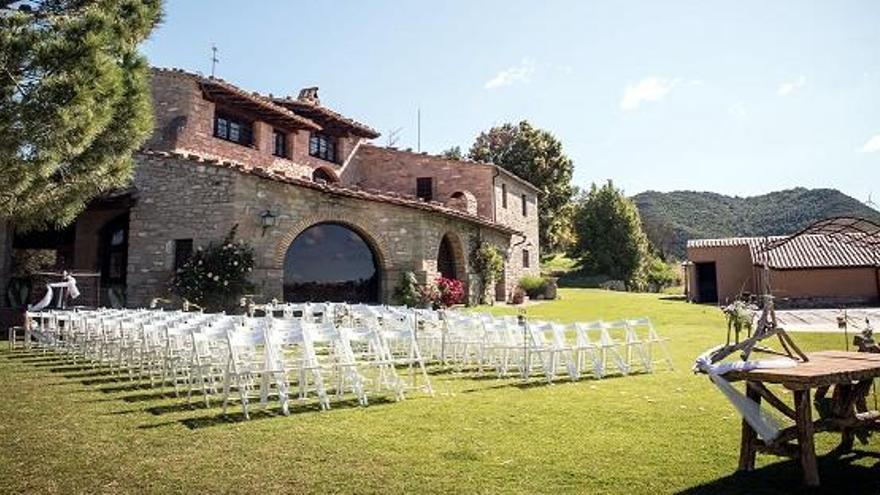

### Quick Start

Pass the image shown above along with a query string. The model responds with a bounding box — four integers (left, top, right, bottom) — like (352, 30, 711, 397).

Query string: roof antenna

(867, 192, 877, 210)
(417, 107, 421, 153)
(210, 43, 219, 77)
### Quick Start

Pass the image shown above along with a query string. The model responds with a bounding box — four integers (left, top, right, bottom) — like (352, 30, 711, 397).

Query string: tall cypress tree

(0, 0, 162, 231)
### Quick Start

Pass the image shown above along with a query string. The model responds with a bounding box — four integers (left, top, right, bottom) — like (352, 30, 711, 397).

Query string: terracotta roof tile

(688, 235, 878, 269)
(274, 97, 380, 139)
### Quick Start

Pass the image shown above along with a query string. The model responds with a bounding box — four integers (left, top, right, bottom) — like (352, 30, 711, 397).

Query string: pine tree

(0, 0, 162, 231)
(468, 121, 575, 252)
(572, 180, 651, 290)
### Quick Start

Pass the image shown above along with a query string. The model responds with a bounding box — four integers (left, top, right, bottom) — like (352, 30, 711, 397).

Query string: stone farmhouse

(0, 68, 540, 307)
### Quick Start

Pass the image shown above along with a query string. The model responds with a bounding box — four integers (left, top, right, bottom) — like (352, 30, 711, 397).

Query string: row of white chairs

(23, 303, 674, 417)
(25, 304, 434, 419)
(432, 311, 674, 382)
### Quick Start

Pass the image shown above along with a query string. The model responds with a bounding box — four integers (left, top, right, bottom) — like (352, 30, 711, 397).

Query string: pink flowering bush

(436, 277, 465, 307)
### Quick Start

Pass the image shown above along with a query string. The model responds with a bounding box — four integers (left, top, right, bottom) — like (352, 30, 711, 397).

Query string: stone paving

(776, 308, 880, 333)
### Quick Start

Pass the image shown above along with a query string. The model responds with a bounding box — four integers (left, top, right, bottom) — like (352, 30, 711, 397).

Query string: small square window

(416, 177, 433, 201)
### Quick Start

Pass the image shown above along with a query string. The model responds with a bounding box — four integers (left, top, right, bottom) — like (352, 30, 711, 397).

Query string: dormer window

(309, 133, 336, 162)
(214, 113, 253, 146)
(273, 129, 288, 158)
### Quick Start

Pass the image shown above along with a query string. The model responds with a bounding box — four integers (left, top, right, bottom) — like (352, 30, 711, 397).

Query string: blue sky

(142, 0, 880, 202)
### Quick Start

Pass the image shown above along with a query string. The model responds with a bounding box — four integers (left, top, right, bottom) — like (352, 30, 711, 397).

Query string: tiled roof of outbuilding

(687, 235, 879, 269)
(136, 149, 521, 236)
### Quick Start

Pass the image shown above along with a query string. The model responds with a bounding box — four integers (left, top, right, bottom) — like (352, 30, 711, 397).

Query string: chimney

(297, 87, 320, 104)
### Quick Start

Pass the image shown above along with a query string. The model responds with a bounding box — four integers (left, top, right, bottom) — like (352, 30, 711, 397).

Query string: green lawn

(1, 289, 878, 494)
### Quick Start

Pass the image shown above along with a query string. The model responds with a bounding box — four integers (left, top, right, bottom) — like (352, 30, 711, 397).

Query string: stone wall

(125, 154, 511, 306)
(126, 155, 239, 306)
(492, 172, 541, 300)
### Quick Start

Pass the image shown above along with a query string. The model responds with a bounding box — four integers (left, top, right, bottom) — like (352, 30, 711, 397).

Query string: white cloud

(728, 102, 747, 119)
(777, 75, 806, 96)
(620, 77, 679, 111)
(484, 59, 536, 90)
(860, 134, 880, 153)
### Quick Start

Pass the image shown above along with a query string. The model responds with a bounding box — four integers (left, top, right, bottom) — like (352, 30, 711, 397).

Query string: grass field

(1, 289, 878, 494)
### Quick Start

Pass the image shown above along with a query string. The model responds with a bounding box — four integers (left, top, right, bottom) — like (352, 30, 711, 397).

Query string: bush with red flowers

(436, 277, 465, 307)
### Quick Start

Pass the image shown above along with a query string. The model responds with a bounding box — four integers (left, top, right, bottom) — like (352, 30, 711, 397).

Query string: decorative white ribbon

(28, 276, 80, 312)
(695, 355, 797, 443)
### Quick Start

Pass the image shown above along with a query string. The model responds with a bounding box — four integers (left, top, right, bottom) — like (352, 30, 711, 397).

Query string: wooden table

(723, 350, 880, 486)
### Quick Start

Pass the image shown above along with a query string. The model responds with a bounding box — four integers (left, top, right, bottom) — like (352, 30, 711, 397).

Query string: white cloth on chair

(695, 355, 797, 442)
(28, 276, 80, 311)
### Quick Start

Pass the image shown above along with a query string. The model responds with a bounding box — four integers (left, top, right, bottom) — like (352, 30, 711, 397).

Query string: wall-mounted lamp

(259, 210, 277, 236)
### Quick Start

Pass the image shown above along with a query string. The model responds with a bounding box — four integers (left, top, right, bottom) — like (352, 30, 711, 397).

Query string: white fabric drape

(695, 355, 797, 442)
(28, 276, 80, 312)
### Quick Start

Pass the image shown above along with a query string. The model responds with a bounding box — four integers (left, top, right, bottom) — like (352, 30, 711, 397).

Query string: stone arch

(436, 230, 468, 282)
(447, 190, 478, 215)
(273, 213, 391, 272)
(312, 166, 338, 183)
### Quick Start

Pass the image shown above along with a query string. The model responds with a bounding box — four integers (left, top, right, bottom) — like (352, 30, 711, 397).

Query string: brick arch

(272, 213, 392, 271)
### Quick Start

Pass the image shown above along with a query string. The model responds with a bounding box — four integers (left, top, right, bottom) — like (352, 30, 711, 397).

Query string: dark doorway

(695, 262, 718, 303)
(99, 214, 129, 307)
(283, 223, 379, 303)
(437, 234, 458, 280)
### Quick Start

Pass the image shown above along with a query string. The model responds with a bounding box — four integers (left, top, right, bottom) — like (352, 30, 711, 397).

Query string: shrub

(417, 282, 441, 309)
(436, 277, 465, 307)
(394, 271, 421, 307)
(646, 256, 680, 292)
(470, 241, 504, 304)
(170, 226, 255, 313)
(518, 275, 547, 299)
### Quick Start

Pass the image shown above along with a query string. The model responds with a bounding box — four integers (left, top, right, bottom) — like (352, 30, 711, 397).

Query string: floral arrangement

(436, 277, 464, 307)
(170, 226, 254, 312)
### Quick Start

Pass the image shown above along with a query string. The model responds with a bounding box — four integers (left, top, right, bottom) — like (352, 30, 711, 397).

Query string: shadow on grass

(458, 370, 648, 393)
(677, 450, 880, 495)
(136, 395, 401, 430)
(660, 295, 687, 302)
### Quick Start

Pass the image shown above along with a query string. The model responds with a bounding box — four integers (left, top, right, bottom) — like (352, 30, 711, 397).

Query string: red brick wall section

(345, 145, 496, 220)
(147, 71, 359, 181)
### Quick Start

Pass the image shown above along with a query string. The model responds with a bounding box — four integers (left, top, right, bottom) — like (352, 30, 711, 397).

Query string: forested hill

(633, 188, 880, 259)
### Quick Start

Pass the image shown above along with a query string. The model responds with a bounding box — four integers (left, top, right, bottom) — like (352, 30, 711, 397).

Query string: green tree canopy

(572, 180, 651, 290)
(440, 145, 463, 160)
(468, 121, 575, 252)
(0, 0, 162, 232)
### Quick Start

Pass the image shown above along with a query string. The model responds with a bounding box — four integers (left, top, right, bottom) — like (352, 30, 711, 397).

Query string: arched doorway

(437, 233, 460, 280)
(283, 222, 380, 302)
